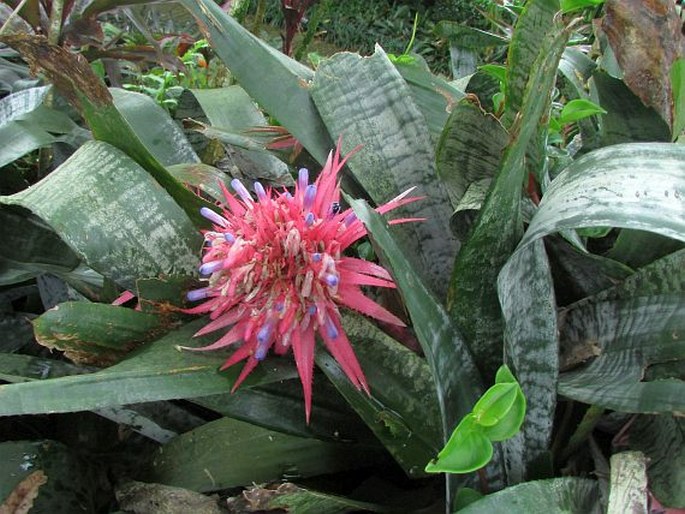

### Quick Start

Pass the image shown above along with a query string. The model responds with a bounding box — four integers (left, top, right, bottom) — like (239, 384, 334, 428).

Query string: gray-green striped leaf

(1, 140, 201, 290)
(311, 47, 458, 299)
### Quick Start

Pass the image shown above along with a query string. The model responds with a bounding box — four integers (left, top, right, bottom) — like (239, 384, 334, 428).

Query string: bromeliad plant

(0, 0, 684, 512)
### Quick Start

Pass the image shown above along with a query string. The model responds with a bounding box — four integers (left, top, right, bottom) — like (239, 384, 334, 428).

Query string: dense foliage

(0, 0, 683, 512)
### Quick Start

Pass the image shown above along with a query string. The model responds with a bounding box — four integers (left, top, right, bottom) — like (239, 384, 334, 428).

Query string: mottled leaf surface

(2, 141, 201, 291)
(311, 47, 458, 299)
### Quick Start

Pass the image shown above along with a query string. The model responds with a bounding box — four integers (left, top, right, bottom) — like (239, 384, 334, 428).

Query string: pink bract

(184, 142, 419, 422)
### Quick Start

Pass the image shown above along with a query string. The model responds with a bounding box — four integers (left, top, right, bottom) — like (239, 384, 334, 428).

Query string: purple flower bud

(200, 207, 228, 227)
(199, 260, 224, 275)
(305, 212, 315, 226)
(325, 316, 339, 339)
(298, 168, 309, 190)
(231, 179, 253, 204)
(187, 287, 211, 301)
(325, 274, 339, 287)
(254, 181, 267, 201)
(311, 253, 322, 262)
(303, 184, 317, 211)
(344, 213, 357, 226)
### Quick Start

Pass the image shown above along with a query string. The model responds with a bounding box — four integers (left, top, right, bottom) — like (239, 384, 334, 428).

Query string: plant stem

(47, 0, 65, 45)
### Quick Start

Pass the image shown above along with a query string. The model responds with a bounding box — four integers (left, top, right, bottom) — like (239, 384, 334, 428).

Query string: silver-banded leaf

(502, 0, 560, 127)
(111, 88, 200, 166)
(1, 140, 201, 290)
(393, 57, 465, 142)
(497, 240, 557, 483)
(558, 294, 685, 413)
(458, 477, 601, 514)
(518, 143, 685, 247)
(311, 47, 458, 299)
(148, 416, 385, 492)
(0, 320, 297, 416)
(179, 0, 333, 164)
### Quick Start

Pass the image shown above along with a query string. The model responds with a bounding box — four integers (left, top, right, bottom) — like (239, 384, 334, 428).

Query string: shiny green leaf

(557, 98, 607, 125)
(472, 383, 517, 427)
(425, 416, 493, 474)
(560, 0, 604, 12)
(671, 58, 685, 140)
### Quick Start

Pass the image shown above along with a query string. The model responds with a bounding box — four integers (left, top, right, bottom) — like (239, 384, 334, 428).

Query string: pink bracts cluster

(185, 143, 419, 421)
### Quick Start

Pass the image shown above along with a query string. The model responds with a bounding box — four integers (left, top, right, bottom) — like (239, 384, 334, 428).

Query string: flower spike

(185, 140, 418, 422)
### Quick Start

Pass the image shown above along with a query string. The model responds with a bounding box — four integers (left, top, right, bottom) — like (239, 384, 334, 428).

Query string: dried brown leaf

(0, 470, 48, 514)
(602, 0, 685, 130)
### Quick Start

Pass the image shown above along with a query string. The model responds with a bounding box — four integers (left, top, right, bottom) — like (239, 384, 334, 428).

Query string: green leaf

(111, 88, 199, 166)
(557, 98, 607, 125)
(147, 416, 385, 492)
(481, 385, 526, 443)
(606, 229, 684, 269)
(448, 19, 571, 378)
(436, 99, 508, 212)
(671, 58, 685, 140)
(311, 47, 458, 299)
(425, 416, 493, 474)
(393, 57, 465, 143)
(193, 378, 374, 445)
(32, 301, 165, 366)
(0, 33, 207, 225)
(503, 0, 560, 127)
(472, 383, 517, 427)
(0, 207, 81, 286)
(558, 294, 685, 413)
(268, 485, 387, 514)
(179, 0, 333, 163)
(1, 140, 201, 290)
(457, 477, 600, 514)
(592, 71, 671, 145)
(0, 353, 91, 383)
(478, 64, 507, 84)
(560, 0, 604, 13)
(434, 22, 509, 49)
(316, 312, 441, 477)
(0, 320, 297, 416)
(497, 241, 557, 482)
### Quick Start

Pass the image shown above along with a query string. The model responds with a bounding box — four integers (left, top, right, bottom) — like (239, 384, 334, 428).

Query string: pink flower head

(184, 142, 420, 422)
